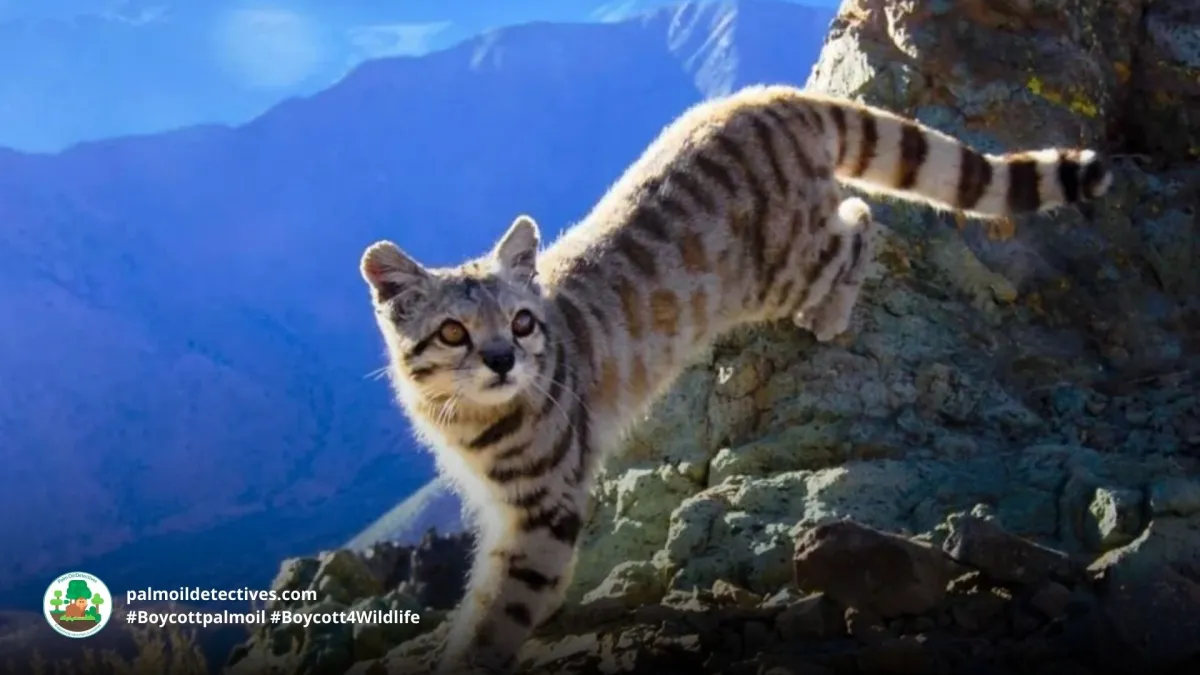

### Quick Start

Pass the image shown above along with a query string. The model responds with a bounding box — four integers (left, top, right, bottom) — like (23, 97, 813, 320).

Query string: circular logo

(43, 572, 112, 638)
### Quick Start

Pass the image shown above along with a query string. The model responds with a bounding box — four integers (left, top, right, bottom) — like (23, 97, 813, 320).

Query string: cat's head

(360, 215, 551, 410)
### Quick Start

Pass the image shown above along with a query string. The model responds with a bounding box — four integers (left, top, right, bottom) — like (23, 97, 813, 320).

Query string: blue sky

(0, 0, 840, 152)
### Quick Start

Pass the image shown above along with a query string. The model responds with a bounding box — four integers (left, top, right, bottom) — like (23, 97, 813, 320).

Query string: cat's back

(538, 85, 830, 285)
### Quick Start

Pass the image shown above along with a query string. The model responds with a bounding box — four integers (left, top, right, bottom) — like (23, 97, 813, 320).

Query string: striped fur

(358, 84, 1111, 673)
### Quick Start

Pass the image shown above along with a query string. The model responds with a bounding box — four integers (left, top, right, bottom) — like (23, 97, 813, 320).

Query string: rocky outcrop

(564, 0, 1200, 607)
(226, 0, 1200, 673)
(342, 518, 1200, 675)
(225, 531, 471, 675)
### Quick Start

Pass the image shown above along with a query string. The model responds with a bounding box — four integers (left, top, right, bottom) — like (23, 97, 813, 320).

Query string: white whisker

(546, 357, 598, 421)
(434, 394, 461, 427)
(363, 365, 390, 381)
(525, 376, 572, 428)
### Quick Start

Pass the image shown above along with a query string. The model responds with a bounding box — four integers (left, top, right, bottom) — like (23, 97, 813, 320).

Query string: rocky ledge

(228, 516, 1200, 675)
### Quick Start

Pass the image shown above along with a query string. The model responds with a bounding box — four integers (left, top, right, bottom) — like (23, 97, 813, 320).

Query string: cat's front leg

(438, 500, 582, 674)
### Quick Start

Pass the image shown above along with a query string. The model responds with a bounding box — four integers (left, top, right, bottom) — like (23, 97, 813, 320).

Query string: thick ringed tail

(803, 94, 1113, 218)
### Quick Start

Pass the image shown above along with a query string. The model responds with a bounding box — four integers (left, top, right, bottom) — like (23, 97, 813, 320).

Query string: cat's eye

(511, 309, 536, 338)
(437, 320, 469, 346)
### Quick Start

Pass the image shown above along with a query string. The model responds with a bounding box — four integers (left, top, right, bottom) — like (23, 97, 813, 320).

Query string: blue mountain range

(0, 0, 835, 607)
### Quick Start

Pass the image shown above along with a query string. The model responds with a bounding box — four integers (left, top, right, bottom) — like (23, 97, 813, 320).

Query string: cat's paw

(793, 309, 817, 334)
(794, 295, 854, 343)
(813, 315, 852, 343)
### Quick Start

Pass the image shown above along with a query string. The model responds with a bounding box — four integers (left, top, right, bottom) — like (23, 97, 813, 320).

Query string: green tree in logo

(48, 590, 64, 615)
(65, 580, 92, 603)
(86, 592, 104, 620)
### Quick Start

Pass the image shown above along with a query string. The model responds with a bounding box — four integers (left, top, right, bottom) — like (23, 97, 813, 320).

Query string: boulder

(941, 514, 1076, 585)
(793, 519, 950, 618)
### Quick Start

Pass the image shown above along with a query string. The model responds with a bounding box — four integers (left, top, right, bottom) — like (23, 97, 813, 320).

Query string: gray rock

(741, 620, 773, 655)
(855, 636, 940, 675)
(359, 542, 410, 592)
(942, 515, 1075, 585)
(408, 530, 471, 609)
(271, 557, 320, 607)
(760, 587, 805, 609)
(226, 533, 462, 675)
(1028, 581, 1072, 620)
(1086, 486, 1144, 549)
(711, 579, 761, 608)
(1087, 561, 1200, 671)
(774, 593, 842, 641)
(1148, 476, 1200, 518)
(297, 630, 354, 675)
(313, 550, 383, 605)
(349, 596, 434, 662)
(843, 606, 887, 644)
(581, 560, 665, 608)
(793, 520, 949, 618)
(572, 459, 706, 602)
(1086, 516, 1200, 588)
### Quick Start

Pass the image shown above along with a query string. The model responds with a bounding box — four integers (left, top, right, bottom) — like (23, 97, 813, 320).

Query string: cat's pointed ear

(360, 241, 430, 309)
(492, 214, 540, 283)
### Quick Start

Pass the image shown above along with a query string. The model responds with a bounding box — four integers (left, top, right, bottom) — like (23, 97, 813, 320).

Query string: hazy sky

(0, 0, 842, 151)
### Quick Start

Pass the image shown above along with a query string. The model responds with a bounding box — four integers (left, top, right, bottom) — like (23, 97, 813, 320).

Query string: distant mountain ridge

(0, 0, 835, 608)
(345, 477, 465, 550)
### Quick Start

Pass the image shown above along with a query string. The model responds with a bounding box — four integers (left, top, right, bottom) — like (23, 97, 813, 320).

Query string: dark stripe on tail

(1056, 151, 1081, 203)
(1081, 157, 1108, 198)
(1006, 158, 1041, 212)
(897, 122, 928, 189)
(851, 110, 878, 178)
(956, 147, 992, 211)
(829, 106, 848, 166)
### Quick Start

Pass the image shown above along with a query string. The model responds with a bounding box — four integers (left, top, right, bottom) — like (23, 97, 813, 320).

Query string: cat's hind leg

(793, 197, 876, 343)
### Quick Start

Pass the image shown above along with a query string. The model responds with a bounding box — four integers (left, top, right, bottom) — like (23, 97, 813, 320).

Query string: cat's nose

(481, 347, 515, 375)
